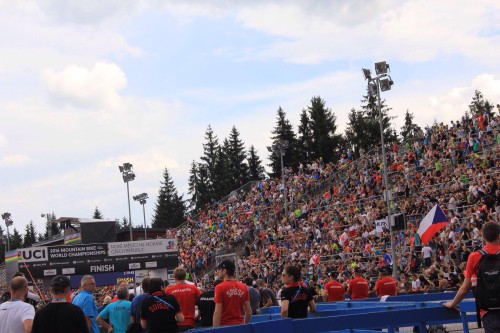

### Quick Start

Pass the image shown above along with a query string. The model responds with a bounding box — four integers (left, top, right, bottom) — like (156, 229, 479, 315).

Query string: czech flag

(417, 205, 449, 244)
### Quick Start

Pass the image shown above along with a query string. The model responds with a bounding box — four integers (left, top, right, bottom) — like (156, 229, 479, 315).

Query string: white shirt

(422, 246, 433, 259)
(0, 300, 35, 333)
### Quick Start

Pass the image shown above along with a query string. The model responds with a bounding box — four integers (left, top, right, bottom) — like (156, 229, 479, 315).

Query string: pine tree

(0, 225, 5, 262)
(93, 207, 104, 219)
(297, 109, 314, 163)
(44, 212, 60, 239)
(307, 96, 343, 162)
(200, 125, 220, 196)
(9, 228, 23, 250)
(268, 106, 299, 177)
(188, 162, 211, 213)
(468, 90, 494, 116)
(23, 221, 37, 247)
(213, 144, 230, 199)
(226, 126, 249, 189)
(247, 145, 265, 181)
(345, 108, 368, 156)
(400, 109, 422, 142)
(152, 168, 186, 228)
(121, 216, 131, 229)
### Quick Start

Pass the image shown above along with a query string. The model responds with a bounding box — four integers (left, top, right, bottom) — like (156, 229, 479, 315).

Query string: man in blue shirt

(130, 277, 150, 333)
(72, 275, 99, 333)
(97, 286, 131, 333)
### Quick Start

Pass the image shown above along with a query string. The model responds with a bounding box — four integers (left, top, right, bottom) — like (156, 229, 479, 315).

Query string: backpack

(475, 249, 500, 310)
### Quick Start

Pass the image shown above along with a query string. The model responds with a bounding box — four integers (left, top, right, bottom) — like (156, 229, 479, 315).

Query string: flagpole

(376, 77, 398, 280)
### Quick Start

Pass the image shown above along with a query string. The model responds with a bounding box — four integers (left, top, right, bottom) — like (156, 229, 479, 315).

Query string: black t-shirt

(140, 292, 181, 333)
(196, 289, 215, 327)
(32, 302, 89, 333)
(281, 283, 313, 319)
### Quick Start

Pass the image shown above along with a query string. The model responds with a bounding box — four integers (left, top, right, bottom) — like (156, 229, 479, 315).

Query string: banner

(108, 239, 177, 256)
(69, 271, 135, 288)
(48, 243, 107, 260)
(375, 219, 387, 233)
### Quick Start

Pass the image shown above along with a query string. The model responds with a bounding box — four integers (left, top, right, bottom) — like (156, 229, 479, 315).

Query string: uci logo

(19, 247, 48, 262)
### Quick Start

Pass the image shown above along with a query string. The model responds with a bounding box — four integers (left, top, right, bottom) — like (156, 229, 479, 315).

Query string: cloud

(42, 62, 127, 110)
(0, 154, 34, 167)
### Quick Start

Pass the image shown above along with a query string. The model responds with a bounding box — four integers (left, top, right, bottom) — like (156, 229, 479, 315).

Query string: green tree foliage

(268, 106, 299, 177)
(247, 145, 265, 181)
(345, 92, 397, 155)
(152, 168, 186, 228)
(225, 126, 250, 189)
(93, 207, 104, 219)
(468, 90, 494, 116)
(0, 225, 5, 262)
(307, 96, 343, 162)
(9, 228, 23, 250)
(188, 162, 211, 213)
(23, 221, 37, 247)
(43, 212, 60, 239)
(297, 109, 314, 163)
(400, 109, 422, 142)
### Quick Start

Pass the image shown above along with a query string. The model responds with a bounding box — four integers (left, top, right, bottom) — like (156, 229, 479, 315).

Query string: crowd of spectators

(0, 109, 498, 303)
(178, 109, 499, 298)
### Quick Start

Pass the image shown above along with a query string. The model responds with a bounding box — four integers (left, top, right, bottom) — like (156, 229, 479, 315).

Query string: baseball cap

(217, 259, 235, 274)
(51, 275, 70, 288)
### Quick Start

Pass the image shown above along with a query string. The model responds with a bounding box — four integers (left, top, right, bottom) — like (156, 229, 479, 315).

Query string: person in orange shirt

(444, 222, 500, 333)
(346, 267, 369, 300)
(165, 267, 201, 332)
(323, 272, 345, 302)
(372, 267, 398, 297)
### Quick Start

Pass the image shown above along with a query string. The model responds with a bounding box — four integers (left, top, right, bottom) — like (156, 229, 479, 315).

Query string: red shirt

(348, 277, 369, 300)
(165, 282, 201, 327)
(465, 243, 500, 317)
(324, 280, 344, 302)
(214, 280, 249, 326)
(374, 276, 398, 297)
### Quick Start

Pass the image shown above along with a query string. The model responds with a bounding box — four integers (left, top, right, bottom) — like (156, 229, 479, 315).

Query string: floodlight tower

(2, 212, 14, 251)
(119, 163, 135, 241)
(133, 192, 149, 239)
(362, 61, 397, 278)
(267, 140, 289, 220)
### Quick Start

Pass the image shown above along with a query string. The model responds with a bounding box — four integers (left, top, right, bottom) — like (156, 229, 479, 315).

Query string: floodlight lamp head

(375, 61, 389, 75)
(362, 68, 372, 80)
(380, 78, 394, 92)
(123, 163, 133, 172)
(1, 212, 11, 220)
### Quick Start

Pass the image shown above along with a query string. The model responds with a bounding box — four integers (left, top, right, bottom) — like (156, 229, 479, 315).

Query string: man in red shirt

(346, 267, 369, 300)
(444, 222, 500, 333)
(165, 267, 201, 331)
(372, 267, 398, 297)
(213, 259, 252, 327)
(323, 271, 345, 302)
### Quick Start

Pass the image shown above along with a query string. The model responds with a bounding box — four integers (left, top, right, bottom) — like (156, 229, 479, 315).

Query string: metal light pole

(119, 163, 135, 241)
(268, 140, 289, 220)
(133, 193, 148, 239)
(41, 213, 53, 238)
(2, 212, 14, 251)
(362, 61, 397, 279)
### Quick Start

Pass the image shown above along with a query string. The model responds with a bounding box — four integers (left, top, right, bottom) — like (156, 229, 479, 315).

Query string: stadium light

(133, 192, 148, 239)
(268, 140, 289, 220)
(119, 162, 135, 241)
(2, 212, 13, 251)
(361, 61, 398, 279)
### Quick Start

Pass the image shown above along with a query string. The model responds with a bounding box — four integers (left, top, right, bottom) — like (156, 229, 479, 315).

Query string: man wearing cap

(0, 276, 35, 333)
(372, 268, 398, 297)
(346, 267, 369, 300)
(213, 259, 252, 327)
(32, 275, 88, 333)
(323, 272, 345, 302)
(73, 275, 99, 333)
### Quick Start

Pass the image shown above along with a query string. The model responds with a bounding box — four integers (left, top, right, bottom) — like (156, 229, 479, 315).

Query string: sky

(0, 0, 499, 237)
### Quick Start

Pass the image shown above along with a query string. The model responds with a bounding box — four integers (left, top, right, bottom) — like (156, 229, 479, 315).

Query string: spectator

(256, 279, 278, 308)
(140, 278, 184, 333)
(196, 280, 221, 327)
(244, 278, 260, 315)
(97, 286, 131, 333)
(32, 275, 88, 333)
(323, 271, 345, 302)
(0, 276, 35, 333)
(130, 277, 150, 333)
(372, 267, 398, 297)
(346, 268, 369, 300)
(280, 265, 316, 319)
(72, 275, 99, 333)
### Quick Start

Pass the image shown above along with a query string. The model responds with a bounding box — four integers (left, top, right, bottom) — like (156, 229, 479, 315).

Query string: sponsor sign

(48, 244, 107, 260)
(44, 269, 57, 276)
(108, 239, 177, 257)
(69, 271, 135, 288)
(18, 247, 48, 263)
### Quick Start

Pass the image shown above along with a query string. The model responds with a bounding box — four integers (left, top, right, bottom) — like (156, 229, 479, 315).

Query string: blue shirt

(98, 299, 131, 333)
(131, 293, 148, 328)
(72, 290, 99, 333)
